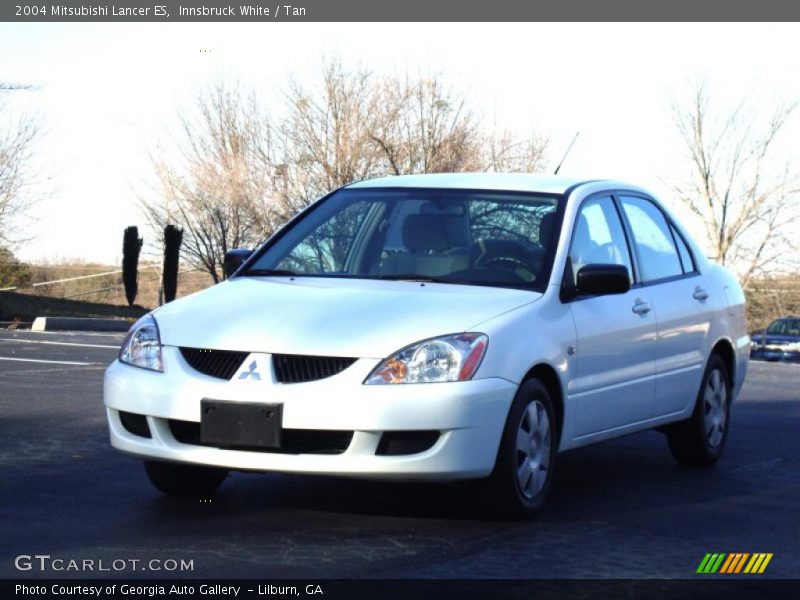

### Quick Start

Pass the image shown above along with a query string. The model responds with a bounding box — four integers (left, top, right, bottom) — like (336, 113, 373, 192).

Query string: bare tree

(143, 82, 276, 283)
(144, 63, 550, 281)
(371, 75, 481, 174)
(671, 80, 799, 286)
(0, 83, 41, 248)
(276, 65, 549, 187)
(371, 75, 548, 175)
(269, 61, 386, 209)
(483, 128, 549, 173)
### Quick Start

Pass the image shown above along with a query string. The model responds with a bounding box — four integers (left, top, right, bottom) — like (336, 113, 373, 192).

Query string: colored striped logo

(696, 553, 773, 574)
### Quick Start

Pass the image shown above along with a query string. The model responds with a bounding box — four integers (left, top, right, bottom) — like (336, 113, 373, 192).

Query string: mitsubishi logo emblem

(238, 360, 261, 380)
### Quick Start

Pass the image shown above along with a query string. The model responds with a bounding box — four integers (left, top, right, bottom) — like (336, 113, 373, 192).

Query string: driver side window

(567, 196, 633, 287)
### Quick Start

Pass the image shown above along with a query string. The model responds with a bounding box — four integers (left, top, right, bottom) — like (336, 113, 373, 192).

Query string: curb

(31, 316, 134, 333)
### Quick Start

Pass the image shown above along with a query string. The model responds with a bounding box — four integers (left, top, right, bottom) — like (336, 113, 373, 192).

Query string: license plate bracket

(200, 400, 282, 448)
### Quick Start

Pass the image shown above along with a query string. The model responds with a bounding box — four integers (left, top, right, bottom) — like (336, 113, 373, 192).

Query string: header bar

(4, 0, 800, 22)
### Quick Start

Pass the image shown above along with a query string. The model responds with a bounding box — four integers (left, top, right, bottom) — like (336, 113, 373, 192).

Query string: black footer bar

(4, 579, 799, 600)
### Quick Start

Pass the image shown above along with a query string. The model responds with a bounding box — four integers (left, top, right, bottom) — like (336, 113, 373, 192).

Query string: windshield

(242, 188, 561, 290)
(767, 319, 800, 336)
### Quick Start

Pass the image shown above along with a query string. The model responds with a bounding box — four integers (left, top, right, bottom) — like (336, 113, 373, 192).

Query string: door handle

(632, 299, 652, 315)
(693, 287, 709, 301)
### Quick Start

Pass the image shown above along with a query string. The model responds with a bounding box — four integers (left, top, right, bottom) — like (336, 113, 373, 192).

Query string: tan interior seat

(380, 214, 470, 277)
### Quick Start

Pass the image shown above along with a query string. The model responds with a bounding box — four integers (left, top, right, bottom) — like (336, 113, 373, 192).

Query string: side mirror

(575, 264, 631, 296)
(223, 249, 254, 279)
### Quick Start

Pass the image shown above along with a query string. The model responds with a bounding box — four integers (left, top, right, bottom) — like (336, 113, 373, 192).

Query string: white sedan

(104, 174, 749, 517)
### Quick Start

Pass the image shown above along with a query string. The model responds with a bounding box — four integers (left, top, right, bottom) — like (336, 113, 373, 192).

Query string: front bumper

(751, 347, 800, 362)
(103, 347, 517, 480)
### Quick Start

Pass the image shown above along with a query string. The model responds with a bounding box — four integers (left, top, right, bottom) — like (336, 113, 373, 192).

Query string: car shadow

(2, 397, 797, 536)
(147, 401, 797, 524)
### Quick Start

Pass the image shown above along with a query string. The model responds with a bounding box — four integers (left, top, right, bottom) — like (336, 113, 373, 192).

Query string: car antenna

(553, 132, 580, 175)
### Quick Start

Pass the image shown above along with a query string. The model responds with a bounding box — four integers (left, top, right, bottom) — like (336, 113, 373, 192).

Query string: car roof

(346, 173, 601, 195)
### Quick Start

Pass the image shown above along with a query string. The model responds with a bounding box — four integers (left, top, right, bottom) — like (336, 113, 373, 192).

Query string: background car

(750, 316, 800, 362)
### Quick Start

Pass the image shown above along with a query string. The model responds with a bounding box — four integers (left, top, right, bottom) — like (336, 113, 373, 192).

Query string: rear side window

(671, 225, 695, 273)
(619, 196, 683, 282)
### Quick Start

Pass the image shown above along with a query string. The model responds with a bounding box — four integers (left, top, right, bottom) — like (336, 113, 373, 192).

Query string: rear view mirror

(575, 264, 631, 296)
(420, 201, 466, 216)
(223, 249, 254, 279)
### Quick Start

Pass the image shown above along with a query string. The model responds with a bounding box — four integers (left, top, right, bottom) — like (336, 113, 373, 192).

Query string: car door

(617, 195, 710, 417)
(566, 195, 658, 437)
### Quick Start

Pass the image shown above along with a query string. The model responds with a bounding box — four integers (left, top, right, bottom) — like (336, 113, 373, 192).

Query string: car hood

(153, 276, 541, 358)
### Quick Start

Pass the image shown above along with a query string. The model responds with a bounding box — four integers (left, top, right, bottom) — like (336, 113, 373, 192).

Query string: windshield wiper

(372, 273, 450, 283)
(240, 268, 298, 277)
(241, 270, 458, 283)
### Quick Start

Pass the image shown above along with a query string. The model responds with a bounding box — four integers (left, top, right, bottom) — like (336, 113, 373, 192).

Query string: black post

(122, 226, 143, 307)
(162, 224, 184, 303)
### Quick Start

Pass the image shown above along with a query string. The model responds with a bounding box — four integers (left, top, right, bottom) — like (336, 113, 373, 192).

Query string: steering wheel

(472, 240, 541, 281)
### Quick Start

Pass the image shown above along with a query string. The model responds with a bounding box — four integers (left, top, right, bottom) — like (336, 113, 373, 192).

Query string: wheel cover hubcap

(703, 368, 727, 448)
(515, 400, 552, 499)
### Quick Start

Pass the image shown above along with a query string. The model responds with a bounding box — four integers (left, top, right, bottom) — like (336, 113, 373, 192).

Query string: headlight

(119, 314, 163, 372)
(364, 333, 488, 385)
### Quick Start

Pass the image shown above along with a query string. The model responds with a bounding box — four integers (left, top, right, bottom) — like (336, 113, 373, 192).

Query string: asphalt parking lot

(0, 328, 798, 579)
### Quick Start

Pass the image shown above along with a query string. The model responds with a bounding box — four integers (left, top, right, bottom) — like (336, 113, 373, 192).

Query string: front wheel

(486, 379, 558, 519)
(666, 354, 731, 467)
(144, 460, 228, 497)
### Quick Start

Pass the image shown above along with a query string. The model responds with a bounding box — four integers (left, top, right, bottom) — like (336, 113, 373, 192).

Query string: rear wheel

(144, 460, 228, 497)
(486, 379, 558, 519)
(666, 354, 731, 467)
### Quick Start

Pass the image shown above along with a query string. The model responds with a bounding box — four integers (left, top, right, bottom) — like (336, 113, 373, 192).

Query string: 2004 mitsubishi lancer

(104, 174, 749, 517)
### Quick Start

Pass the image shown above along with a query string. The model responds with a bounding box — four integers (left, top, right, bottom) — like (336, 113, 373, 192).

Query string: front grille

(168, 419, 353, 455)
(273, 354, 357, 383)
(179, 347, 248, 380)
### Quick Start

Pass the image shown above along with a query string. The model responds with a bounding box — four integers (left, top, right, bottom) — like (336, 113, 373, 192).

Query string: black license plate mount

(200, 400, 282, 448)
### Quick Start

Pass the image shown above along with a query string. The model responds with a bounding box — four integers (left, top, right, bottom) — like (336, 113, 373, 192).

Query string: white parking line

(1, 330, 125, 338)
(0, 339, 118, 349)
(0, 357, 100, 366)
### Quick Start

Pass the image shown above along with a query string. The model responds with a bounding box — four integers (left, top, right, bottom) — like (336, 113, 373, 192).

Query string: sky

(1, 22, 799, 265)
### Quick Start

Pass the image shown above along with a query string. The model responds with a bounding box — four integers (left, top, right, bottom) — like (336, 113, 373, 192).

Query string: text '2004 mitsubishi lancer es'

(104, 174, 749, 517)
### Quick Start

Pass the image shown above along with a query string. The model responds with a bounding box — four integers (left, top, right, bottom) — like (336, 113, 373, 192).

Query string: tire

(486, 379, 558, 519)
(144, 460, 228, 497)
(666, 354, 731, 467)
